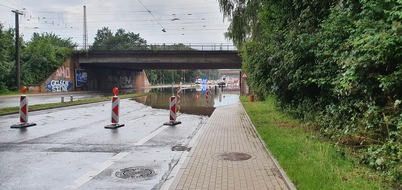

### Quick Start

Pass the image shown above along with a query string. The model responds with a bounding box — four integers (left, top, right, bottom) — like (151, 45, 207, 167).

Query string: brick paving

(168, 103, 295, 190)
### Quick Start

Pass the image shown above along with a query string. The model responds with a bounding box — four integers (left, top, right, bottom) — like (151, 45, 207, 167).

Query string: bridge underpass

(73, 50, 242, 91)
(77, 50, 242, 70)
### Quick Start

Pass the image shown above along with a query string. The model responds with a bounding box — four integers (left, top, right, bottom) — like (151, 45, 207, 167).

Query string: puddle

(132, 86, 239, 116)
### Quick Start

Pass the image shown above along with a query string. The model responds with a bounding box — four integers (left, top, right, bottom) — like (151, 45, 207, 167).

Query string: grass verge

(241, 96, 388, 190)
(0, 93, 150, 115)
(0, 91, 29, 96)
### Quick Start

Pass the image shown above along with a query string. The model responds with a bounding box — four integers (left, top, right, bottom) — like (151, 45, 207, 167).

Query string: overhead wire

(0, 3, 16, 10)
(137, 0, 165, 32)
(0, 0, 231, 44)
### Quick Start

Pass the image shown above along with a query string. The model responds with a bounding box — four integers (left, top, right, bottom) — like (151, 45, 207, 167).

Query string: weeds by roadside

(241, 96, 389, 190)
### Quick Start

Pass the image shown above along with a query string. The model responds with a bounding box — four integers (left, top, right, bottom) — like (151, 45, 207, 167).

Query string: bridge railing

(76, 43, 237, 51)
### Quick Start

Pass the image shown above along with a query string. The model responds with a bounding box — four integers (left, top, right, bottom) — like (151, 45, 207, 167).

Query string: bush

(232, 0, 402, 187)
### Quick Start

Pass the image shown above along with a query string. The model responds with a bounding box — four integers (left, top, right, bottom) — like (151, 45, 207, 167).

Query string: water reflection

(132, 86, 239, 116)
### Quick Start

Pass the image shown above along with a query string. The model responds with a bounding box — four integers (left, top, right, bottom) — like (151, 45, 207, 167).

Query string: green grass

(0, 91, 30, 96)
(241, 96, 388, 190)
(0, 93, 150, 115)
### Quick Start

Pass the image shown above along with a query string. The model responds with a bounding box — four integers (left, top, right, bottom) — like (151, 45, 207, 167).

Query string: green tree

(220, 0, 402, 187)
(22, 33, 75, 86)
(0, 24, 15, 92)
(217, 0, 262, 46)
(90, 27, 147, 50)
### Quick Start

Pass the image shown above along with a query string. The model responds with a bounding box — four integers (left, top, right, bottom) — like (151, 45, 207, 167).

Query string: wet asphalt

(0, 98, 209, 189)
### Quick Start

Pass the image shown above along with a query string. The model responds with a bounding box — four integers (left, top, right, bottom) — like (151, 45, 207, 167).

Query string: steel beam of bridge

(77, 50, 242, 70)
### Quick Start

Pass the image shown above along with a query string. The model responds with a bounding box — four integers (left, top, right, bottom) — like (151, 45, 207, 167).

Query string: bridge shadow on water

(131, 86, 240, 116)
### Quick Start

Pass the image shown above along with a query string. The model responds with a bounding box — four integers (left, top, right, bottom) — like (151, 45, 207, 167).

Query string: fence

(75, 43, 237, 51)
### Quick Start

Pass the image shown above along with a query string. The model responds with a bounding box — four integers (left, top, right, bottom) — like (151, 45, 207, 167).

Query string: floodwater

(133, 85, 240, 116)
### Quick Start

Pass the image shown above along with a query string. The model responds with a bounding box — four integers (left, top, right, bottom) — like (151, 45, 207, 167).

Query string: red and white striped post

(105, 87, 125, 129)
(177, 83, 181, 113)
(164, 95, 181, 126)
(11, 86, 36, 128)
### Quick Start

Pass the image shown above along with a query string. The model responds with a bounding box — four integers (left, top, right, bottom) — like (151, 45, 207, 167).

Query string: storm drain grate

(115, 167, 156, 179)
(172, 145, 191, 151)
(217, 152, 252, 161)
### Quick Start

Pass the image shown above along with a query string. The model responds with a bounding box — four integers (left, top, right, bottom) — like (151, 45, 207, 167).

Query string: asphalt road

(0, 99, 208, 189)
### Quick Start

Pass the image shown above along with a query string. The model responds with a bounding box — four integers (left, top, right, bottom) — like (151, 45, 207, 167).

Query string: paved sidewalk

(167, 103, 296, 190)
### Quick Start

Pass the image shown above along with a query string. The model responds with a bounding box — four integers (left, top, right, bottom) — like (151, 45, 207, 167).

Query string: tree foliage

(217, 0, 263, 46)
(0, 24, 75, 92)
(0, 24, 15, 92)
(22, 33, 75, 86)
(220, 0, 402, 187)
(90, 27, 147, 50)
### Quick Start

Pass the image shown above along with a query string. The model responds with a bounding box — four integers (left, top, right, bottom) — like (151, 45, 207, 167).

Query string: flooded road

(0, 85, 240, 189)
(0, 98, 208, 190)
(133, 85, 240, 116)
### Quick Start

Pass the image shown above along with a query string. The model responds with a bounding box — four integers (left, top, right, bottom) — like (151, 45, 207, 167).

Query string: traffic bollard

(10, 86, 37, 128)
(164, 96, 181, 126)
(105, 87, 125, 129)
(177, 83, 181, 113)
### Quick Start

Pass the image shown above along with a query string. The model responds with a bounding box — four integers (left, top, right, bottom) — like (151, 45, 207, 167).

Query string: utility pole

(12, 9, 23, 90)
(83, 6, 88, 50)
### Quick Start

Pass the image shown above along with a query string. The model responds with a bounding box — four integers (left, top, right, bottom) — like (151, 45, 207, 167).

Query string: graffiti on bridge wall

(41, 60, 75, 92)
(46, 80, 73, 92)
(101, 70, 134, 89)
(56, 66, 71, 78)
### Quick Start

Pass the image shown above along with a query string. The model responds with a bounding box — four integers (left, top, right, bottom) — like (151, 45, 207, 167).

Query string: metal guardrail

(75, 43, 237, 51)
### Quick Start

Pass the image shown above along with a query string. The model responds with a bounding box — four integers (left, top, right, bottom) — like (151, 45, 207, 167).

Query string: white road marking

(134, 125, 168, 145)
(67, 152, 129, 189)
(66, 125, 168, 189)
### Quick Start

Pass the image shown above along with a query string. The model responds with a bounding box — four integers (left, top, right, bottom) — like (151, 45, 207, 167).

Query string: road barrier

(105, 87, 125, 129)
(10, 86, 36, 128)
(164, 96, 181, 126)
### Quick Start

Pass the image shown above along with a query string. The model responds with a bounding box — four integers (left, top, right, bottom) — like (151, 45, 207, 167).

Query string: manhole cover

(115, 167, 156, 179)
(172, 145, 191, 151)
(217, 152, 252, 161)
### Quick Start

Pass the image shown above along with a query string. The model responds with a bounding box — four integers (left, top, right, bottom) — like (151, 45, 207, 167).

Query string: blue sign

(75, 69, 88, 87)
(201, 78, 208, 85)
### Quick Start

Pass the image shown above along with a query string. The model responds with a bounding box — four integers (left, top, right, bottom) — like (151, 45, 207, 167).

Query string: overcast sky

(0, 0, 232, 47)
